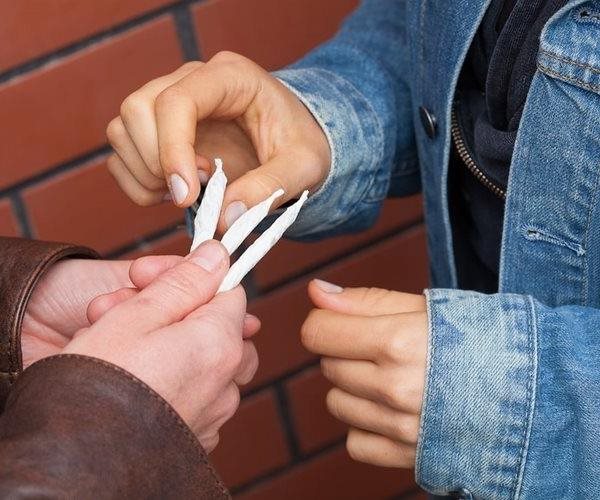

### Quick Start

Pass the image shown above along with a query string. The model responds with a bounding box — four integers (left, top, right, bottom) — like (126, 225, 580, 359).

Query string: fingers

(195, 382, 240, 452)
(155, 53, 263, 208)
(320, 358, 380, 401)
(234, 340, 258, 385)
(107, 154, 165, 206)
(326, 388, 419, 445)
(106, 117, 165, 191)
(109, 62, 203, 207)
(346, 427, 415, 468)
(308, 280, 426, 316)
(120, 63, 200, 177)
(301, 309, 389, 361)
(219, 151, 323, 232)
(242, 313, 261, 338)
(101, 240, 229, 333)
(129, 254, 185, 289)
(87, 287, 138, 324)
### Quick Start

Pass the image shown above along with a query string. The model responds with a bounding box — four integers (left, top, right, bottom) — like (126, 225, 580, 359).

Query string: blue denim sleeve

(271, 0, 419, 240)
(419, 289, 600, 499)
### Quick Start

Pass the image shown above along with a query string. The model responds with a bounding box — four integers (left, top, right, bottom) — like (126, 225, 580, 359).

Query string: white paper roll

(218, 191, 309, 292)
(190, 158, 227, 252)
(220, 188, 285, 255)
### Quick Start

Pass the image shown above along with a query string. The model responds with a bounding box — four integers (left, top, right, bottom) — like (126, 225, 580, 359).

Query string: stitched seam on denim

(513, 296, 539, 500)
(27, 354, 228, 495)
(312, 65, 387, 206)
(273, 73, 338, 207)
(276, 67, 385, 221)
(538, 64, 600, 93)
(415, 289, 436, 490)
(523, 225, 586, 255)
(539, 49, 600, 75)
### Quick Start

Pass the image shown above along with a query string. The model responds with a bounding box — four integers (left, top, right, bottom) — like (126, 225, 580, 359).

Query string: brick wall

(0, 1, 428, 498)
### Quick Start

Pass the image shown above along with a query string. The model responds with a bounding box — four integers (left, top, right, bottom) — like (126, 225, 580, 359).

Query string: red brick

(0, 0, 173, 72)
(0, 199, 20, 236)
(120, 229, 190, 259)
(211, 390, 290, 489)
(193, 0, 358, 70)
(286, 367, 346, 453)
(248, 227, 428, 388)
(254, 196, 423, 289)
(235, 446, 415, 500)
(23, 158, 183, 254)
(0, 17, 183, 189)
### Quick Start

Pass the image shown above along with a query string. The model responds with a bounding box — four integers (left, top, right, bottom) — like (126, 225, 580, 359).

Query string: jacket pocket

(538, 1, 600, 95)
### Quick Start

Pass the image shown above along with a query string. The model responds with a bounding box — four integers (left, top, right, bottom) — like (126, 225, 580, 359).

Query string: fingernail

(169, 174, 189, 205)
(244, 313, 259, 323)
(314, 279, 343, 294)
(225, 201, 248, 228)
(198, 170, 209, 185)
(163, 192, 172, 201)
(188, 240, 226, 272)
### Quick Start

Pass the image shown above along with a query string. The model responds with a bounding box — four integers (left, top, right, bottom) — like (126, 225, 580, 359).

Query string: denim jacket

(272, 1, 600, 498)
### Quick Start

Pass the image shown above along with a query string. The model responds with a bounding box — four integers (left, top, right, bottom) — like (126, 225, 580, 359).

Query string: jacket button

(451, 488, 473, 499)
(419, 106, 437, 138)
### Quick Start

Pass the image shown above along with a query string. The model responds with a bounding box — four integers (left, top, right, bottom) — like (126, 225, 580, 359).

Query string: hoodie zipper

(450, 108, 506, 200)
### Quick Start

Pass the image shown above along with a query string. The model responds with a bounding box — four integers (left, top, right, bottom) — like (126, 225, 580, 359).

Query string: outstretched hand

(301, 280, 428, 468)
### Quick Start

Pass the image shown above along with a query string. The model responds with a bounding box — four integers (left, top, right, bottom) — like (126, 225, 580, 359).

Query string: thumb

(98, 240, 229, 333)
(308, 279, 426, 316)
(218, 152, 324, 233)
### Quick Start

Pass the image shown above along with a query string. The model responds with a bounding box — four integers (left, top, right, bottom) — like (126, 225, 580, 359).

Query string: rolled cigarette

(220, 188, 285, 255)
(218, 190, 309, 292)
(190, 158, 227, 252)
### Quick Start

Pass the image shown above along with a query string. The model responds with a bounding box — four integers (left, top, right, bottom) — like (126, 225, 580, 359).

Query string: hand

(22, 259, 132, 368)
(301, 280, 428, 468)
(106, 53, 331, 232)
(62, 241, 259, 451)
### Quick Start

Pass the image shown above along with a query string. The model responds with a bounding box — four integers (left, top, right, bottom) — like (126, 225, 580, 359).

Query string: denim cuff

(271, 67, 389, 240)
(418, 289, 538, 499)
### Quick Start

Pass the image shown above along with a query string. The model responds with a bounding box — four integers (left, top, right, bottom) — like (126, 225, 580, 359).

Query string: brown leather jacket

(0, 237, 229, 499)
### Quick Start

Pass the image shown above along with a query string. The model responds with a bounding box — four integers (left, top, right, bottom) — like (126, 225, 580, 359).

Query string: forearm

(419, 290, 600, 498)
(0, 355, 228, 499)
(275, 0, 419, 239)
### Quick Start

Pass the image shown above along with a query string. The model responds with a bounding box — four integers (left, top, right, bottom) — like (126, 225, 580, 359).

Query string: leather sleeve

(0, 237, 99, 409)
(0, 354, 229, 499)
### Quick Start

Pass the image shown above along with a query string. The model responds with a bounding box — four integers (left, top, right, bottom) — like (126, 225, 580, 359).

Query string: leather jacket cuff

(0, 237, 98, 409)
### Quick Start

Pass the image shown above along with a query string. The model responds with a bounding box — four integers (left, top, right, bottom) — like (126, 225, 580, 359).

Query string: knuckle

(106, 117, 125, 145)
(320, 357, 335, 381)
(325, 389, 343, 421)
(203, 434, 219, 453)
(210, 50, 244, 66)
(181, 60, 203, 72)
(224, 387, 241, 419)
(381, 375, 404, 409)
(243, 342, 259, 382)
(207, 335, 241, 373)
(381, 331, 406, 363)
(120, 93, 146, 119)
(345, 431, 363, 462)
(155, 85, 187, 110)
(132, 188, 159, 207)
(300, 309, 323, 351)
